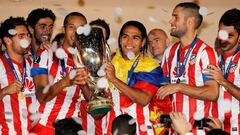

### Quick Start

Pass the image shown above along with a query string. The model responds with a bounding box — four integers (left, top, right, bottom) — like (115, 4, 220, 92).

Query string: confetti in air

(42, 84, 51, 94)
(107, 37, 117, 45)
(97, 69, 105, 77)
(148, 16, 158, 24)
(69, 69, 77, 80)
(219, 99, 232, 113)
(127, 51, 135, 60)
(218, 30, 229, 40)
(22, 108, 28, 119)
(29, 102, 38, 113)
(76, 24, 92, 36)
(55, 48, 68, 59)
(67, 47, 77, 55)
(114, 7, 123, 23)
(193, 111, 204, 121)
(199, 7, 208, 16)
(140, 124, 147, 132)
(52, 41, 57, 52)
(20, 39, 29, 49)
(30, 112, 41, 122)
(8, 29, 17, 35)
(128, 118, 136, 125)
(77, 130, 87, 135)
(83, 24, 91, 36)
(97, 77, 108, 89)
(77, 26, 84, 35)
(57, 7, 69, 16)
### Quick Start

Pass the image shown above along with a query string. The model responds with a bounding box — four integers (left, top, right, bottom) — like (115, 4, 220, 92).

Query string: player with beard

(205, 8, 240, 134)
(26, 8, 56, 61)
(157, 2, 219, 134)
(30, 12, 91, 135)
(0, 16, 37, 135)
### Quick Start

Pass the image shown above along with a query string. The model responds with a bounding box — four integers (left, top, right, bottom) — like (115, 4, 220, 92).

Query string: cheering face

(33, 17, 54, 45)
(218, 23, 240, 54)
(169, 7, 188, 38)
(120, 26, 144, 60)
(11, 25, 31, 55)
(64, 16, 87, 47)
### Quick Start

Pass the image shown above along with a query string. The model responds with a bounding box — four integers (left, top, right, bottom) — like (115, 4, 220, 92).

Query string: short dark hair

(27, 8, 56, 28)
(219, 8, 240, 34)
(90, 18, 110, 40)
(176, 2, 203, 29)
(0, 16, 28, 45)
(118, 20, 148, 56)
(54, 118, 83, 135)
(112, 114, 136, 135)
(63, 12, 87, 27)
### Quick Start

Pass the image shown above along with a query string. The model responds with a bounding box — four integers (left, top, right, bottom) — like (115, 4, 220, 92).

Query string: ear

(187, 16, 195, 28)
(28, 26, 34, 35)
(166, 38, 170, 46)
(3, 36, 11, 45)
(62, 26, 65, 33)
(141, 38, 146, 47)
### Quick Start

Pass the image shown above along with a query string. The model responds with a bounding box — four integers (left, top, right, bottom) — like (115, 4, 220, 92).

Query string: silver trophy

(74, 27, 113, 114)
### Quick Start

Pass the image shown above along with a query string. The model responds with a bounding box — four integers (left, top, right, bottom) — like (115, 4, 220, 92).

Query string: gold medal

(18, 91, 25, 100)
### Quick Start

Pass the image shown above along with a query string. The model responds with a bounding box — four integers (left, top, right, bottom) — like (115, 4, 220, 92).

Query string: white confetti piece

(55, 48, 68, 59)
(20, 39, 29, 49)
(218, 30, 229, 40)
(107, 37, 117, 45)
(127, 51, 135, 60)
(199, 7, 208, 16)
(97, 77, 108, 89)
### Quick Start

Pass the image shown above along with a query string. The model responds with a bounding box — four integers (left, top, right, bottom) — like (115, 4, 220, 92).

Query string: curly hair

(0, 16, 28, 45)
(27, 8, 56, 28)
(219, 8, 240, 34)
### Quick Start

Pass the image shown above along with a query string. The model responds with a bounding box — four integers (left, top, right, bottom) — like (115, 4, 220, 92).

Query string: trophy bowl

(74, 27, 113, 114)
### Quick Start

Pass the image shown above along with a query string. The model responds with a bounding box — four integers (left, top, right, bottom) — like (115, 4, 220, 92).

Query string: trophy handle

(72, 47, 84, 68)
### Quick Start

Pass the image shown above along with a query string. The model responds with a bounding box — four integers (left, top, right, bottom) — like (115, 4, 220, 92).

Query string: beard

(170, 29, 186, 38)
(34, 31, 51, 45)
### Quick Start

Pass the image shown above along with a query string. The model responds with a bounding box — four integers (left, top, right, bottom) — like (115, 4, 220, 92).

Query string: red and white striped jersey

(162, 39, 218, 134)
(79, 100, 107, 135)
(216, 51, 240, 135)
(0, 54, 38, 135)
(104, 50, 162, 135)
(31, 48, 82, 128)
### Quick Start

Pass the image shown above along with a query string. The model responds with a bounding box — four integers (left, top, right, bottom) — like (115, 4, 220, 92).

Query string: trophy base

(87, 98, 113, 114)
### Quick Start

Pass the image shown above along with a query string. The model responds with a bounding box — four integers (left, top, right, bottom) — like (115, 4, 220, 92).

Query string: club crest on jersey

(230, 64, 237, 73)
(189, 55, 197, 65)
(33, 55, 41, 64)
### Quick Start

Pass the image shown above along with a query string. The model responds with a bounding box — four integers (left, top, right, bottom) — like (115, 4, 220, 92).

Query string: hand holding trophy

(73, 26, 113, 114)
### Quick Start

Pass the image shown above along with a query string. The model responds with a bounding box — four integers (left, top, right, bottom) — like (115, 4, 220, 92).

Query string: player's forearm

(179, 81, 219, 101)
(80, 84, 93, 101)
(111, 78, 152, 106)
(0, 88, 7, 100)
(36, 76, 71, 103)
(220, 79, 240, 100)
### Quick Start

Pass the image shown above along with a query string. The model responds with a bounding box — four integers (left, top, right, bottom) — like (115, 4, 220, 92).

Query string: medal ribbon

(4, 52, 26, 91)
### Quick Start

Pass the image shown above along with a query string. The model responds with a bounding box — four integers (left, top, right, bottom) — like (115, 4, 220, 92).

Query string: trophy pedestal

(86, 98, 113, 114)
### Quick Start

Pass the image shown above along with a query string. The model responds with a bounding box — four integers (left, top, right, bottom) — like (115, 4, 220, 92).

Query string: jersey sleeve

(200, 46, 218, 82)
(30, 49, 53, 76)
